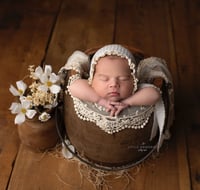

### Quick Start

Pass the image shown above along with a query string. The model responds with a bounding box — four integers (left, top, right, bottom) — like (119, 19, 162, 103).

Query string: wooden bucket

(61, 46, 165, 170)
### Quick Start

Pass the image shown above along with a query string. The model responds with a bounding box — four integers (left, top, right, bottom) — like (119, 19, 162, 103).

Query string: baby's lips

(108, 92, 120, 97)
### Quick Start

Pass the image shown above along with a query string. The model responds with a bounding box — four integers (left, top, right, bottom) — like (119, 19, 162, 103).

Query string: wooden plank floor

(0, 0, 199, 189)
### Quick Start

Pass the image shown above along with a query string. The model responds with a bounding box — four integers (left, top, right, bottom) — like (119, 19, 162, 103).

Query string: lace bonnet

(88, 44, 138, 92)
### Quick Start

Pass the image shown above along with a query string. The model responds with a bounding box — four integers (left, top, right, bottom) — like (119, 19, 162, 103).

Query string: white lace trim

(71, 96, 154, 134)
(67, 74, 81, 86)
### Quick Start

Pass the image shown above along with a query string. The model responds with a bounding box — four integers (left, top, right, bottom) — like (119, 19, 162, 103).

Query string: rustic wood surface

(0, 0, 199, 189)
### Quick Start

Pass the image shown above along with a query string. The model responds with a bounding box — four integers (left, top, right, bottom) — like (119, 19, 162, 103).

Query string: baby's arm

(122, 86, 161, 106)
(68, 79, 100, 102)
(68, 79, 117, 114)
(113, 86, 160, 116)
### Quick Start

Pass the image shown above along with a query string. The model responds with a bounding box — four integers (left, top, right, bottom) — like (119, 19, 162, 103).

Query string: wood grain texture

(0, 0, 199, 189)
(170, 0, 200, 100)
(45, 0, 116, 72)
(115, 0, 178, 88)
(0, 1, 61, 190)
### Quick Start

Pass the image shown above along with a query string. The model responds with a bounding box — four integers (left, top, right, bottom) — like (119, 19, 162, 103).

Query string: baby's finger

(109, 109, 116, 117)
(106, 105, 115, 112)
(114, 108, 122, 116)
(110, 101, 121, 106)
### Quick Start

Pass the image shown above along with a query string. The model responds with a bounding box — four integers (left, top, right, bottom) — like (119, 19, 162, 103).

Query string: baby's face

(91, 56, 134, 101)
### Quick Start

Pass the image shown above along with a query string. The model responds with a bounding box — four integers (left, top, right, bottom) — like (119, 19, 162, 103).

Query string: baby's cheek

(92, 84, 107, 98)
(120, 84, 134, 97)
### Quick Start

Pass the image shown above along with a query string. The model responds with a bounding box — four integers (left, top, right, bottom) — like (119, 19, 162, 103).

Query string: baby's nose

(109, 78, 119, 87)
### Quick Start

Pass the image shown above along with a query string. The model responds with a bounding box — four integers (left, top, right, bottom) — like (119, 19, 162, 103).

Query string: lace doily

(70, 96, 154, 134)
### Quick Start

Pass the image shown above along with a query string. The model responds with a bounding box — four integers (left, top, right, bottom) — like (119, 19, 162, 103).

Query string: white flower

(32, 65, 54, 80)
(38, 112, 51, 122)
(34, 65, 61, 94)
(31, 65, 45, 80)
(9, 64, 62, 124)
(44, 102, 58, 109)
(38, 73, 61, 94)
(9, 80, 27, 97)
(9, 100, 37, 125)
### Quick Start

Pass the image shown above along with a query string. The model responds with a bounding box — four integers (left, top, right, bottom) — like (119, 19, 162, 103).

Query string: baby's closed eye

(98, 75, 109, 81)
(118, 76, 131, 81)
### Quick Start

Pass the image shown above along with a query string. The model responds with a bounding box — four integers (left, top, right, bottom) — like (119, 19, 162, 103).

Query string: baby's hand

(110, 102, 129, 116)
(97, 98, 117, 115)
(97, 99, 129, 117)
